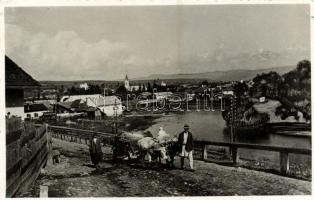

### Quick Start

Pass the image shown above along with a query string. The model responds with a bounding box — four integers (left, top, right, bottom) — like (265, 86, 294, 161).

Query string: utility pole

(113, 98, 118, 134)
(229, 95, 237, 143)
(221, 87, 225, 111)
(210, 88, 215, 111)
(230, 96, 234, 144)
(153, 88, 157, 111)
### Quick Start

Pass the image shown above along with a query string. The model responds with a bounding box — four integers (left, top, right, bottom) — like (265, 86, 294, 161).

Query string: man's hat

(184, 124, 190, 129)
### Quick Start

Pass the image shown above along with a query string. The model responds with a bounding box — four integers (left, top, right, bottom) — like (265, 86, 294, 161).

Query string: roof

(60, 94, 122, 107)
(70, 99, 82, 108)
(141, 92, 152, 96)
(24, 103, 48, 113)
(56, 102, 73, 112)
(5, 56, 40, 88)
(70, 100, 90, 112)
(154, 92, 173, 96)
(193, 87, 210, 93)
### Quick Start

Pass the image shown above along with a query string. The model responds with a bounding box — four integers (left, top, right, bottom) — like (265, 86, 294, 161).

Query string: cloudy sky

(5, 5, 310, 81)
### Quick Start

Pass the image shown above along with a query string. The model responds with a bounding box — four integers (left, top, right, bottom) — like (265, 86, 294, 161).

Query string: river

(142, 111, 311, 164)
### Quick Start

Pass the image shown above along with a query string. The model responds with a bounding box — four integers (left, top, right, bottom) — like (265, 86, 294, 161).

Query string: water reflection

(142, 111, 311, 163)
(223, 127, 271, 144)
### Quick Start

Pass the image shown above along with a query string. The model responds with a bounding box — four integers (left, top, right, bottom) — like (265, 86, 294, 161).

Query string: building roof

(60, 94, 122, 107)
(193, 87, 210, 94)
(56, 102, 73, 112)
(5, 56, 40, 88)
(24, 103, 48, 113)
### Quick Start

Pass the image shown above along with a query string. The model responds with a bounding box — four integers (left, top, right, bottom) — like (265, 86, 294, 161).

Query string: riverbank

(19, 138, 311, 197)
(50, 115, 161, 134)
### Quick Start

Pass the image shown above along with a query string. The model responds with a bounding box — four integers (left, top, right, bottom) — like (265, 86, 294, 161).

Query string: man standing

(89, 134, 103, 169)
(178, 124, 194, 172)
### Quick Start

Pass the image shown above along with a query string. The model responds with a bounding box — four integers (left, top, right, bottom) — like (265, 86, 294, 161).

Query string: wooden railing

(48, 125, 311, 175)
(48, 125, 114, 145)
(196, 140, 311, 175)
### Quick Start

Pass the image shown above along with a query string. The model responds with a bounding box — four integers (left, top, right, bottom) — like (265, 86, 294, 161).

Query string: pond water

(142, 111, 311, 163)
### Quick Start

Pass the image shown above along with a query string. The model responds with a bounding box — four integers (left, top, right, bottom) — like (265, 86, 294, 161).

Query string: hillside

(39, 66, 294, 88)
(134, 66, 294, 81)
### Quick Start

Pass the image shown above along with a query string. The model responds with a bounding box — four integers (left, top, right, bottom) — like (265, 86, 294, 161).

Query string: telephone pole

(113, 99, 118, 134)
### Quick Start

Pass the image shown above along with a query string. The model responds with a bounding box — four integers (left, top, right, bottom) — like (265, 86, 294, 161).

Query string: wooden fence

(48, 125, 311, 175)
(48, 125, 114, 145)
(196, 140, 311, 175)
(6, 117, 51, 197)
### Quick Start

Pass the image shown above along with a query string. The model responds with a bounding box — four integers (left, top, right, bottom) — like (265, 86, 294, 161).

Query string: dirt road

(19, 138, 311, 197)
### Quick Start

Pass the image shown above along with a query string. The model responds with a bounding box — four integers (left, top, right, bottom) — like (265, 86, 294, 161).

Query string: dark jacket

(178, 131, 194, 152)
(89, 138, 103, 154)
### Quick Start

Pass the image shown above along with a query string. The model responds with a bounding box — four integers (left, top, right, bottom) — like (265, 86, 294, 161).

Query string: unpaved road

(19, 138, 311, 197)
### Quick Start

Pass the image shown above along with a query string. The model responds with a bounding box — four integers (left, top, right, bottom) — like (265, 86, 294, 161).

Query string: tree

(138, 85, 142, 93)
(251, 71, 282, 98)
(142, 84, 146, 92)
(201, 80, 209, 87)
(147, 82, 152, 92)
(153, 80, 158, 90)
(69, 86, 77, 95)
(234, 81, 248, 97)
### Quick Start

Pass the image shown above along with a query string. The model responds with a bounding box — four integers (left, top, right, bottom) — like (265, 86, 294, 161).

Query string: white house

(24, 104, 49, 119)
(153, 92, 173, 100)
(79, 83, 89, 90)
(60, 94, 123, 117)
(222, 90, 234, 96)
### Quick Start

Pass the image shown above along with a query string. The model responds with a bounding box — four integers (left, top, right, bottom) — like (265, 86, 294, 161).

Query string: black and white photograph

(1, 0, 312, 198)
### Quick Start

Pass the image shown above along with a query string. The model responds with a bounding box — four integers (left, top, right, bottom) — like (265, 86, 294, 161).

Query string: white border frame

(0, 1, 312, 200)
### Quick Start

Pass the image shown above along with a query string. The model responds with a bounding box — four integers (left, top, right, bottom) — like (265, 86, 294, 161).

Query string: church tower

(124, 74, 130, 90)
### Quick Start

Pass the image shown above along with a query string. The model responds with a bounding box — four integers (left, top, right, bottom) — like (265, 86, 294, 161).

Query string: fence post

(231, 146, 239, 164)
(40, 185, 48, 198)
(202, 145, 208, 160)
(280, 151, 289, 175)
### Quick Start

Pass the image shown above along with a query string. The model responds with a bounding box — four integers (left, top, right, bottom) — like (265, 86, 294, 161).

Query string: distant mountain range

(133, 66, 295, 82)
(40, 65, 295, 88)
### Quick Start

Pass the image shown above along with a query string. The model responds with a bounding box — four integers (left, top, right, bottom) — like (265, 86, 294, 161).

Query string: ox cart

(111, 134, 179, 169)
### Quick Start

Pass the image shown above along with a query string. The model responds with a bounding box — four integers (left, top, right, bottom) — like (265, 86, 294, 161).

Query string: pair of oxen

(112, 132, 179, 168)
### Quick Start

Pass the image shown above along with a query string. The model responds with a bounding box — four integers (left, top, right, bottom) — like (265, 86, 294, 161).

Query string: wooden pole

(280, 152, 289, 175)
(40, 185, 48, 198)
(231, 146, 239, 164)
(202, 145, 208, 160)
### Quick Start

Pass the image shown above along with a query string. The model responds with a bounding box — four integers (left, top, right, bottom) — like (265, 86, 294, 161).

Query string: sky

(5, 5, 310, 81)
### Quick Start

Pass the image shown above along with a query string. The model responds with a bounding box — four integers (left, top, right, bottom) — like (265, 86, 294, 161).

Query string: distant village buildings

(60, 94, 123, 117)
(124, 74, 142, 92)
(79, 83, 89, 90)
(154, 91, 173, 100)
(5, 55, 252, 121)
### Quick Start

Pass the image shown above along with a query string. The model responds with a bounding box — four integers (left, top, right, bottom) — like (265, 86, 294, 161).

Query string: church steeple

(124, 74, 130, 90)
